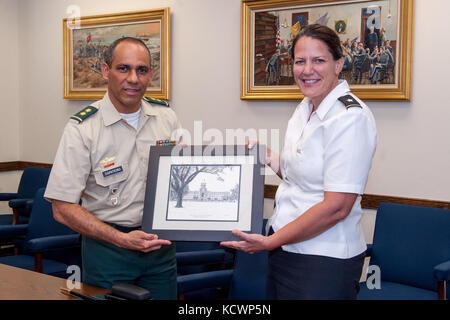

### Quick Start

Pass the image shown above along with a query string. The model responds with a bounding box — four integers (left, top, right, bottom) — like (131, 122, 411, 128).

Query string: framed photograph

(63, 8, 170, 100)
(142, 145, 266, 241)
(241, 0, 414, 101)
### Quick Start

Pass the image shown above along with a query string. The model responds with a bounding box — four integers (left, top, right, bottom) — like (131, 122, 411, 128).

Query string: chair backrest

(175, 241, 226, 275)
(24, 188, 76, 251)
(228, 250, 268, 300)
(16, 167, 51, 217)
(361, 56, 371, 72)
(228, 218, 269, 300)
(17, 167, 51, 199)
(175, 241, 221, 252)
(370, 202, 450, 292)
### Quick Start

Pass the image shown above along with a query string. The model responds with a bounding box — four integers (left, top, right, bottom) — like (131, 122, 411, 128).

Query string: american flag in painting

(276, 16, 281, 48)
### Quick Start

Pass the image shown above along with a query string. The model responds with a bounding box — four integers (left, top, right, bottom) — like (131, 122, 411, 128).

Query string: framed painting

(142, 145, 266, 241)
(63, 8, 170, 100)
(241, 0, 414, 101)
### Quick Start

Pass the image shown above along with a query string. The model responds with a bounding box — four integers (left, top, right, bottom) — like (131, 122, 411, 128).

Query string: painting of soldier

(72, 21, 161, 90)
(253, 0, 399, 87)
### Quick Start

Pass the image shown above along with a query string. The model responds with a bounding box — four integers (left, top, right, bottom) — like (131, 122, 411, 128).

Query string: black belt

(108, 223, 141, 233)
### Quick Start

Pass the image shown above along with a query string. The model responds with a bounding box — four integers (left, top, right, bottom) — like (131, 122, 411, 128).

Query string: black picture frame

(142, 145, 266, 241)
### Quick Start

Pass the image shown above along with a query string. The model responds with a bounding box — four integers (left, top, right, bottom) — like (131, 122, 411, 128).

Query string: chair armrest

(26, 234, 81, 253)
(0, 224, 28, 238)
(176, 249, 226, 266)
(8, 198, 33, 210)
(177, 269, 234, 294)
(223, 247, 236, 255)
(365, 244, 373, 257)
(0, 193, 18, 201)
(433, 260, 450, 282)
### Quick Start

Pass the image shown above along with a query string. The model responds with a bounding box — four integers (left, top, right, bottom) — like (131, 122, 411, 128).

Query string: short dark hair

(291, 24, 343, 61)
(104, 36, 151, 67)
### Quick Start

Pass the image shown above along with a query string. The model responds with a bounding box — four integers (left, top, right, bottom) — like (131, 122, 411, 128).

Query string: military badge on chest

(99, 156, 123, 206)
(100, 157, 115, 168)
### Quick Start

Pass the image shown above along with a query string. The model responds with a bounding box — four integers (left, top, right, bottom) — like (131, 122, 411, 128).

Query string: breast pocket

(94, 163, 130, 187)
(93, 163, 130, 207)
(293, 142, 324, 190)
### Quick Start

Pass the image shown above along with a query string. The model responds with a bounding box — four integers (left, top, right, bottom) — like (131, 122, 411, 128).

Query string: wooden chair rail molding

(1, 161, 449, 210)
(263, 182, 449, 210)
(0, 161, 52, 171)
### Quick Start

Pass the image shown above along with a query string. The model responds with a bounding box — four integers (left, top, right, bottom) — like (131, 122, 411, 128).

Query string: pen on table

(60, 287, 100, 300)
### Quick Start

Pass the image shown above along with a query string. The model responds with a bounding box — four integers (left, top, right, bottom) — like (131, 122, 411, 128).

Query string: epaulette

(338, 95, 362, 109)
(144, 96, 170, 107)
(70, 106, 98, 123)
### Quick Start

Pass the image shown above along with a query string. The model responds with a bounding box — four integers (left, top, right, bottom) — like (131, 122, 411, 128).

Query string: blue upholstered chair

(0, 188, 81, 279)
(177, 249, 268, 300)
(0, 167, 51, 225)
(176, 241, 234, 275)
(358, 202, 450, 300)
(177, 219, 268, 300)
(175, 241, 235, 300)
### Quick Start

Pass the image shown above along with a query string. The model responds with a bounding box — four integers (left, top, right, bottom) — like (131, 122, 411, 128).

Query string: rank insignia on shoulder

(144, 96, 169, 107)
(71, 106, 98, 123)
(338, 95, 362, 109)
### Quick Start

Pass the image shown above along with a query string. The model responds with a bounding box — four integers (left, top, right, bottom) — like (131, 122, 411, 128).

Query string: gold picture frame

(63, 8, 170, 100)
(241, 0, 414, 101)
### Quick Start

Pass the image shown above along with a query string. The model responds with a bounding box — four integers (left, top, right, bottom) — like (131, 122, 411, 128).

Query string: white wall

(0, 0, 19, 162)
(1, 0, 449, 208)
(366, 0, 450, 201)
(0, 0, 20, 213)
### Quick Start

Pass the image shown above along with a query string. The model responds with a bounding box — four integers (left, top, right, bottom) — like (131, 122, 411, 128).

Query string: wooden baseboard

(1, 161, 449, 210)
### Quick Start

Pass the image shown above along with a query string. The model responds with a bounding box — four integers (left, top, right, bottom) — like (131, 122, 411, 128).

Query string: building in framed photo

(166, 164, 241, 221)
(182, 181, 239, 202)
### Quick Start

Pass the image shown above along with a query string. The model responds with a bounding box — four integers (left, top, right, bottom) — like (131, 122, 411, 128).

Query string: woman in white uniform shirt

(222, 24, 378, 299)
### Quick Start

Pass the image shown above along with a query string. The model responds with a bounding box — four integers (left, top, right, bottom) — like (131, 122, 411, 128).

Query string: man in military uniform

(44, 37, 182, 299)
(365, 27, 378, 54)
(342, 48, 353, 72)
(352, 42, 367, 83)
(266, 49, 282, 85)
(369, 46, 389, 84)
